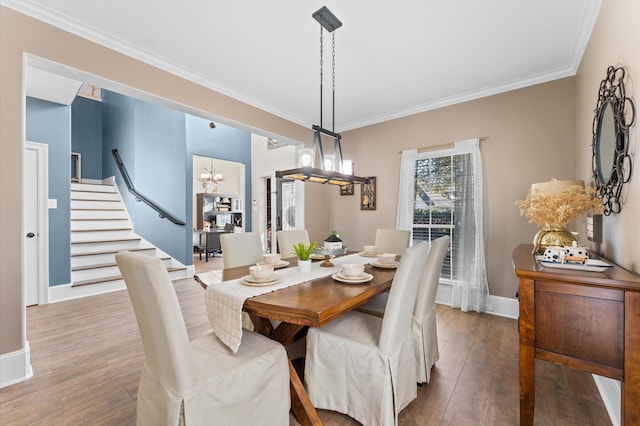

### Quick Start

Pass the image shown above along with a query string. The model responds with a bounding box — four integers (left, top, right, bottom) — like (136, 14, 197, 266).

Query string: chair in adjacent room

(357, 235, 450, 384)
(115, 251, 290, 426)
(220, 232, 264, 269)
(304, 242, 430, 426)
(276, 229, 310, 259)
(198, 231, 227, 262)
(375, 228, 411, 255)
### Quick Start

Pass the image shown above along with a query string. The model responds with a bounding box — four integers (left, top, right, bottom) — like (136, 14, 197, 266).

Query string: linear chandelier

(276, 6, 369, 186)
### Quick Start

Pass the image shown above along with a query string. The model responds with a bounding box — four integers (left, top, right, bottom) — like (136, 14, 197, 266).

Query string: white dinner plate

(240, 274, 282, 286)
(358, 252, 378, 258)
(371, 261, 399, 269)
(256, 260, 290, 269)
(535, 255, 612, 273)
(332, 272, 373, 284)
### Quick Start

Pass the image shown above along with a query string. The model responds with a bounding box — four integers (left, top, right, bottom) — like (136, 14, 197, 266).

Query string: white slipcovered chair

(116, 251, 290, 426)
(375, 228, 411, 255)
(304, 242, 430, 426)
(358, 235, 450, 384)
(276, 229, 310, 259)
(220, 232, 264, 269)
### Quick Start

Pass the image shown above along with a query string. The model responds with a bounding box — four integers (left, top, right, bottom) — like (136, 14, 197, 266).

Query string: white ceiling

(5, 0, 602, 132)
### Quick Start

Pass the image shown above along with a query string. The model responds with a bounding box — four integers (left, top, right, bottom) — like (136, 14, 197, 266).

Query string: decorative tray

(534, 255, 612, 273)
(313, 247, 348, 256)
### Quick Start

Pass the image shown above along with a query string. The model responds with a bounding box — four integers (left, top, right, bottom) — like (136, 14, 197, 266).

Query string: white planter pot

(298, 259, 312, 274)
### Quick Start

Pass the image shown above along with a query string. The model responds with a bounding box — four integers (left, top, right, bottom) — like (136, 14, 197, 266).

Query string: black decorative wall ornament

(592, 66, 636, 215)
(361, 177, 376, 210)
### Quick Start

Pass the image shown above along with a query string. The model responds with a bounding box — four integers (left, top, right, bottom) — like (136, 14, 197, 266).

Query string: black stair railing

(111, 149, 185, 225)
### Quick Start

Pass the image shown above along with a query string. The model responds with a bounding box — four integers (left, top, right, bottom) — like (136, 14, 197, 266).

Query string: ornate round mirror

(595, 101, 616, 184)
(591, 66, 636, 215)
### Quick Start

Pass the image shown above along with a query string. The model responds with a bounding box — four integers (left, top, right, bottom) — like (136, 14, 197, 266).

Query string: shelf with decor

(196, 193, 243, 231)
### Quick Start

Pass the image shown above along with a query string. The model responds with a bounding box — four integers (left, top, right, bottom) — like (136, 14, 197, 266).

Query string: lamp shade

(531, 179, 584, 196)
(342, 160, 353, 175)
(323, 154, 335, 171)
(299, 148, 314, 168)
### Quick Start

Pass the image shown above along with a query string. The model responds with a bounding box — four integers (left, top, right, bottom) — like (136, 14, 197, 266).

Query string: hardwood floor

(0, 254, 611, 425)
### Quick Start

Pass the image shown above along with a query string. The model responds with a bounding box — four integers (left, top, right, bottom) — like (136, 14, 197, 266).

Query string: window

(397, 139, 492, 312)
(412, 155, 455, 280)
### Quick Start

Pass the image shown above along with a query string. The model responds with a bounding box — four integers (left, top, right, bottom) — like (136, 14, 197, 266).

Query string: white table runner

(204, 253, 372, 352)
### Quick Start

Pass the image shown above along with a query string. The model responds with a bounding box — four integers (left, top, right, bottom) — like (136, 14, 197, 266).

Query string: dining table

(195, 253, 397, 426)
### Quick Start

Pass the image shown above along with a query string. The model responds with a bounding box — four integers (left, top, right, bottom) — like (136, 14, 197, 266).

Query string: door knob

(26, 232, 35, 238)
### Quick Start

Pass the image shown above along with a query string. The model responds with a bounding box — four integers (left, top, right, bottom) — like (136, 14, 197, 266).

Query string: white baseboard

(49, 280, 127, 303)
(593, 374, 620, 426)
(0, 342, 33, 389)
(49, 265, 196, 304)
(435, 283, 519, 319)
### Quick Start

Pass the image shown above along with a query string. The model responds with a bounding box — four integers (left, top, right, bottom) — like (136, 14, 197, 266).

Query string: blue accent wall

(25, 97, 71, 286)
(102, 92, 252, 265)
(185, 114, 252, 235)
(102, 91, 189, 263)
(71, 96, 102, 179)
(27, 90, 252, 279)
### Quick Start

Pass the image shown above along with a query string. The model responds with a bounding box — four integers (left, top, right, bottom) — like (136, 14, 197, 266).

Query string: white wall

(250, 135, 298, 250)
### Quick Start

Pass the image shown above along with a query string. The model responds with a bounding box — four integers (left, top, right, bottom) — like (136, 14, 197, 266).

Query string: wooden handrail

(111, 149, 185, 225)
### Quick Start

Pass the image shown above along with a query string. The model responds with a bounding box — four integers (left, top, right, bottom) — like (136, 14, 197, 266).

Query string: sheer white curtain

(396, 148, 418, 233)
(449, 139, 491, 313)
(396, 139, 492, 313)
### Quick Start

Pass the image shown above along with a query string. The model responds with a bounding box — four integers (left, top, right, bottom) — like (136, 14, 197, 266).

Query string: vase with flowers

(516, 179, 603, 254)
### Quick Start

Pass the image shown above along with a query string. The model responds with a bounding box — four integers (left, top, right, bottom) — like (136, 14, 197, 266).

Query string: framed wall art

(360, 177, 376, 210)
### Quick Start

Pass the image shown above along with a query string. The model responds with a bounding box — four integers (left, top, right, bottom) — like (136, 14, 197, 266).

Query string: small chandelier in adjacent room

(276, 6, 369, 187)
(198, 160, 224, 193)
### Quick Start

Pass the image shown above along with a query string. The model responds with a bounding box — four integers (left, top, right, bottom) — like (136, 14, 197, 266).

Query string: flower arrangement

(516, 181, 603, 229)
(292, 241, 317, 261)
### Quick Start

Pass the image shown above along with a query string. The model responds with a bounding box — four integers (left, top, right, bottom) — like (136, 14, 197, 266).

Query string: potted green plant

(293, 241, 317, 273)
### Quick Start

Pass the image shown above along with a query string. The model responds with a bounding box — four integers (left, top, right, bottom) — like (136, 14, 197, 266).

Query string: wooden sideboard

(512, 244, 640, 425)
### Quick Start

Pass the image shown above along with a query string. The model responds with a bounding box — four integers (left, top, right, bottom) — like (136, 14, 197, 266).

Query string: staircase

(70, 180, 189, 288)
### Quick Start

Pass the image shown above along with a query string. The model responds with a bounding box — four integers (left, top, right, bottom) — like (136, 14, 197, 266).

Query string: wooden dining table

(195, 255, 397, 426)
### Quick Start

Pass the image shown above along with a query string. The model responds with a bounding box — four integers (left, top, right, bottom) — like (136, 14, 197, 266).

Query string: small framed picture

(340, 183, 354, 196)
(361, 177, 376, 210)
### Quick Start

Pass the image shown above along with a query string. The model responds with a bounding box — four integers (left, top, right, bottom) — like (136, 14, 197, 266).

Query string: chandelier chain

(332, 33, 336, 93)
(319, 26, 324, 127)
(319, 26, 323, 86)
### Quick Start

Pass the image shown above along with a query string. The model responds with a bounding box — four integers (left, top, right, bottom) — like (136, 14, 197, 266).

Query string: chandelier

(276, 6, 369, 186)
(198, 160, 224, 193)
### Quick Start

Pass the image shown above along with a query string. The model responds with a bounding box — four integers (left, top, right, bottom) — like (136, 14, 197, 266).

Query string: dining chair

(220, 232, 264, 269)
(358, 235, 450, 384)
(375, 228, 411, 255)
(219, 231, 306, 358)
(115, 251, 290, 426)
(276, 229, 310, 259)
(304, 242, 430, 426)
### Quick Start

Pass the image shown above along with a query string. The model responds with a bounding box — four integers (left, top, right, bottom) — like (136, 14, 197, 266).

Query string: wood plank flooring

(0, 254, 611, 425)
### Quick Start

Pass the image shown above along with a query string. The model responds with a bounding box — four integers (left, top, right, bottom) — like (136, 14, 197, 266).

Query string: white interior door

(24, 142, 48, 306)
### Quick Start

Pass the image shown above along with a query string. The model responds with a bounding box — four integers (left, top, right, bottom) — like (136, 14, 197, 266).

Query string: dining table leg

(289, 359, 322, 425)
(249, 314, 322, 425)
